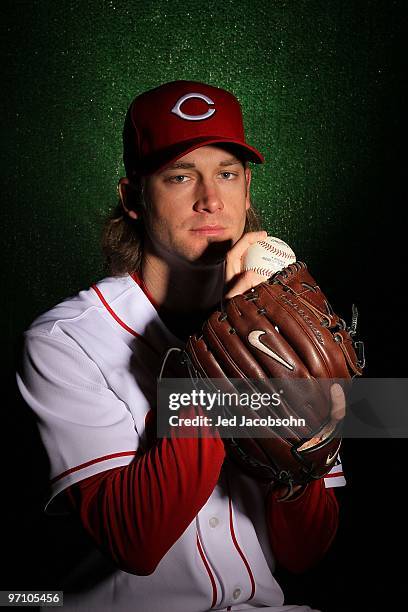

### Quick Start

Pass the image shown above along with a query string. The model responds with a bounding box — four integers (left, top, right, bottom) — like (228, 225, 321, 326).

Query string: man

(17, 80, 345, 611)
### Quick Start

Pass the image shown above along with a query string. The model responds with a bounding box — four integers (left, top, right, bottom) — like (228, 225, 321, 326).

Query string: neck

(141, 250, 225, 339)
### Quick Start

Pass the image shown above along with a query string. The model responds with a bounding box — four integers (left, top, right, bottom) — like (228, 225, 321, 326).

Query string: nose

(193, 178, 224, 214)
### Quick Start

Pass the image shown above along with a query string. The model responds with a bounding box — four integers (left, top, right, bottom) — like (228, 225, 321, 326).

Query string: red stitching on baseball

(258, 240, 294, 260)
(245, 266, 274, 277)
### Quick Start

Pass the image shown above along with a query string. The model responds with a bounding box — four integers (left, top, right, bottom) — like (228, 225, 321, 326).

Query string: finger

(225, 230, 267, 282)
(229, 230, 267, 261)
(330, 383, 346, 421)
(299, 385, 346, 451)
(225, 270, 263, 299)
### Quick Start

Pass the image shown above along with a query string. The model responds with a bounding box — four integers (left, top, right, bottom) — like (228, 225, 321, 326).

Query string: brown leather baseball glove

(184, 262, 365, 493)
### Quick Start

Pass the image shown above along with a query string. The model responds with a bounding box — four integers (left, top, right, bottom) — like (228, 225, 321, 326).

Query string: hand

(298, 383, 346, 451)
(273, 384, 346, 502)
(224, 230, 267, 299)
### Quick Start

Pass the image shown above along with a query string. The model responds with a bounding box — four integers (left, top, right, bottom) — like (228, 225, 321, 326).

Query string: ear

(244, 166, 252, 211)
(118, 177, 142, 220)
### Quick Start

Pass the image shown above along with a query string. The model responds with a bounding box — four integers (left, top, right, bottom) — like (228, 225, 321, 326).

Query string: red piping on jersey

(196, 532, 218, 609)
(50, 451, 136, 484)
(324, 471, 344, 479)
(130, 272, 159, 310)
(228, 494, 256, 600)
(91, 284, 159, 355)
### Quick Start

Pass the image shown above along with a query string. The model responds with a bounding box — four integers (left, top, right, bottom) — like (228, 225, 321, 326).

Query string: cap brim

(135, 137, 264, 176)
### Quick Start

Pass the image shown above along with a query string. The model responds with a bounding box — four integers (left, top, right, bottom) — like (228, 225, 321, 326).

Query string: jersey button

(209, 517, 219, 528)
(233, 588, 241, 599)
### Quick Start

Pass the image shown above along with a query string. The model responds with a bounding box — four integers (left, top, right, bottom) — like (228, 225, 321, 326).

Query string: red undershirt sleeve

(64, 421, 225, 576)
(266, 479, 339, 574)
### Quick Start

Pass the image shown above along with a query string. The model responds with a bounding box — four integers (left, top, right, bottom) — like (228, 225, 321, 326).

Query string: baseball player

(17, 80, 346, 612)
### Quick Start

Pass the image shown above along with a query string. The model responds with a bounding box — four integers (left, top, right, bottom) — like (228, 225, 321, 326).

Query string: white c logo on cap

(171, 92, 215, 121)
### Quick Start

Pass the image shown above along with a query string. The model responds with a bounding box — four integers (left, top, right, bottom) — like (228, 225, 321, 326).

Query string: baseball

(242, 236, 296, 279)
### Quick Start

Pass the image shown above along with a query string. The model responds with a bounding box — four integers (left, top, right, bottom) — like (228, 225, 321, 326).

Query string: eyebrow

(164, 157, 243, 170)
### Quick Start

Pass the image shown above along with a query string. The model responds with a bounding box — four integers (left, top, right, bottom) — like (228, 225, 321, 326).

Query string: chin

(191, 238, 234, 266)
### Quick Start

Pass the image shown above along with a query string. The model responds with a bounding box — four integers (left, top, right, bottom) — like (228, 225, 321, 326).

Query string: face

(141, 145, 251, 267)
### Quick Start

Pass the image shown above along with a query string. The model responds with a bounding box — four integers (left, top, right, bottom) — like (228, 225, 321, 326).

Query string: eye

(168, 175, 189, 183)
(219, 171, 237, 180)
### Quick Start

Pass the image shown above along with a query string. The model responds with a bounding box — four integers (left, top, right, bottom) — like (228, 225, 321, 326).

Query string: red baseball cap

(123, 80, 264, 177)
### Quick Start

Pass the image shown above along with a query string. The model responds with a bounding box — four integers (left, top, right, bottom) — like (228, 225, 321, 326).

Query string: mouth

(190, 225, 226, 236)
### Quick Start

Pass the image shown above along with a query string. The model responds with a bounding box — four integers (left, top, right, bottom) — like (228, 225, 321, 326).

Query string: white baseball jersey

(17, 273, 345, 612)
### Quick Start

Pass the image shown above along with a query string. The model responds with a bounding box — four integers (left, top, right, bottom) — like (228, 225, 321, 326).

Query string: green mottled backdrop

(2, 0, 405, 370)
(1, 1, 406, 606)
